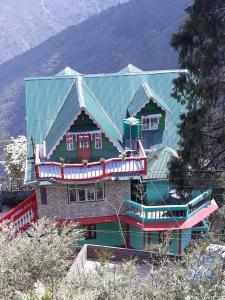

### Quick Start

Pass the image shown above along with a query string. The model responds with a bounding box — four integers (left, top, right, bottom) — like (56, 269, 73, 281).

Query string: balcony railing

(123, 189, 212, 223)
(35, 140, 147, 182)
(0, 192, 38, 232)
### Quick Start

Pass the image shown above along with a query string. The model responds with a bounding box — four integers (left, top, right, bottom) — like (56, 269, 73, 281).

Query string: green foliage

(169, 0, 225, 197)
(3, 135, 27, 189)
(0, 218, 84, 299)
(56, 241, 225, 300)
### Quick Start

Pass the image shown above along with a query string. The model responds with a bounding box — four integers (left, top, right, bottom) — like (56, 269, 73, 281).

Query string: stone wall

(36, 180, 130, 219)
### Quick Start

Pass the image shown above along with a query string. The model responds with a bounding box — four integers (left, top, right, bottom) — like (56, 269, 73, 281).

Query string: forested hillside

(0, 0, 128, 64)
(0, 0, 192, 135)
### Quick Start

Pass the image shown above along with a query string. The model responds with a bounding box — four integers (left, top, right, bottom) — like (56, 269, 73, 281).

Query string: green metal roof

(144, 147, 178, 180)
(25, 65, 187, 159)
(45, 77, 123, 155)
(55, 66, 81, 76)
(127, 81, 171, 117)
(118, 64, 143, 74)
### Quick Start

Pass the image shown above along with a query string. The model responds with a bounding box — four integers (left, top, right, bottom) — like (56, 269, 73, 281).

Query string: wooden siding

(51, 111, 119, 163)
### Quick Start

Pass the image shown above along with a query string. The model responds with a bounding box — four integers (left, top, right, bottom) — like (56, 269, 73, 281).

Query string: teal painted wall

(143, 231, 180, 254)
(181, 228, 192, 252)
(78, 222, 126, 247)
(146, 180, 169, 204)
(77, 222, 191, 255)
(51, 111, 119, 163)
(130, 226, 144, 249)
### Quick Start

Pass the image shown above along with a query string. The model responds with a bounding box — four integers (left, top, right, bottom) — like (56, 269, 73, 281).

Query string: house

(24, 65, 218, 254)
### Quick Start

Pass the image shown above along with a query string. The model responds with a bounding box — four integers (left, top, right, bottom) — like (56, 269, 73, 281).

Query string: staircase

(0, 192, 38, 232)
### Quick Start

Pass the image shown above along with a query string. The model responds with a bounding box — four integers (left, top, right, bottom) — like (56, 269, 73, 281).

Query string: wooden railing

(35, 140, 147, 182)
(0, 192, 38, 232)
(123, 189, 212, 223)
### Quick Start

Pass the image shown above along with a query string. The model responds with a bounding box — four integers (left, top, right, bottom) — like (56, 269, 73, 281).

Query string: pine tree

(169, 0, 225, 200)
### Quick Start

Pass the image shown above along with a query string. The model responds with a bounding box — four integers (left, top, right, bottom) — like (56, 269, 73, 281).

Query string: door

(77, 134, 92, 162)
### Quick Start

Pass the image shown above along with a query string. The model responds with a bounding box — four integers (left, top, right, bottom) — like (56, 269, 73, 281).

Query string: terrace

(34, 140, 147, 182)
(122, 189, 214, 223)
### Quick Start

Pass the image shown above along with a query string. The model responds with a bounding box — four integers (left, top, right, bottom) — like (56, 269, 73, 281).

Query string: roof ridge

(25, 69, 188, 81)
(76, 76, 85, 108)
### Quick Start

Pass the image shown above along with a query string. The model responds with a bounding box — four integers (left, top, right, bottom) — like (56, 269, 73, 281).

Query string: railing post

(102, 162, 106, 176)
(61, 166, 64, 179)
(35, 165, 39, 178)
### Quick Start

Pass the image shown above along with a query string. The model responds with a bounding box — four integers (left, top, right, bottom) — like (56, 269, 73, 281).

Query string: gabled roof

(55, 66, 81, 76)
(118, 64, 143, 74)
(45, 77, 123, 157)
(144, 147, 178, 180)
(25, 67, 187, 159)
(127, 81, 171, 117)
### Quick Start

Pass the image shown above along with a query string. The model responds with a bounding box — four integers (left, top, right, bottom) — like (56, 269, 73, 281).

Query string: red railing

(35, 140, 147, 182)
(0, 192, 38, 232)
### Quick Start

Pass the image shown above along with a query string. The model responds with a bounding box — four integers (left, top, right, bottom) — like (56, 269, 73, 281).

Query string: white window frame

(66, 133, 74, 151)
(94, 132, 102, 149)
(142, 114, 162, 131)
(68, 183, 105, 203)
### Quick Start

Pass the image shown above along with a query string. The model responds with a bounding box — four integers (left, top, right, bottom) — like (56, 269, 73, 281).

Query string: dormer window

(142, 114, 162, 131)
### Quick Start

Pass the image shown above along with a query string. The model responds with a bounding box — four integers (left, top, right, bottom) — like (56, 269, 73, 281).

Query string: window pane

(78, 189, 86, 202)
(69, 189, 77, 202)
(40, 187, 47, 204)
(96, 183, 104, 200)
(87, 188, 95, 201)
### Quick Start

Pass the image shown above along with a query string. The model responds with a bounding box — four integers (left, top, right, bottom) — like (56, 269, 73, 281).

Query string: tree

(2, 135, 27, 189)
(169, 0, 225, 200)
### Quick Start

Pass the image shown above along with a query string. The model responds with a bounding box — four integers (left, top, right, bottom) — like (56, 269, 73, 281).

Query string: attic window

(66, 133, 74, 151)
(95, 133, 102, 149)
(142, 114, 162, 131)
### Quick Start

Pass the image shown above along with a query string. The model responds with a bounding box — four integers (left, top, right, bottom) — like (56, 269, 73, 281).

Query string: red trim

(35, 140, 147, 182)
(126, 223, 130, 248)
(77, 133, 92, 163)
(0, 192, 38, 233)
(61, 167, 64, 179)
(0, 192, 36, 222)
(35, 164, 40, 179)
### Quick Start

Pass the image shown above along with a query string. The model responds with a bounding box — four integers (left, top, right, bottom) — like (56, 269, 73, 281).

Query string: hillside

(0, 0, 192, 136)
(0, 0, 128, 64)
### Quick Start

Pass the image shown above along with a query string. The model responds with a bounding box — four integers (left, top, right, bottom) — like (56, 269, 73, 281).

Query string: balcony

(35, 140, 147, 182)
(123, 189, 213, 223)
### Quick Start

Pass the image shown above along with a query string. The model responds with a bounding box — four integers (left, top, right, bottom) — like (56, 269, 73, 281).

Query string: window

(40, 187, 47, 204)
(66, 133, 74, 151)
(142, 114, 162, 130)
(84, 224, 96, 239)
(95, 133, 102, 149)
(68, 183, 105, 203)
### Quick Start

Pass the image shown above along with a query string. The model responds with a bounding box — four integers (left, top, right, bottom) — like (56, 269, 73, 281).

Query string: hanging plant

(59, 157, 65, 166)
(99, 157, 105, 164)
